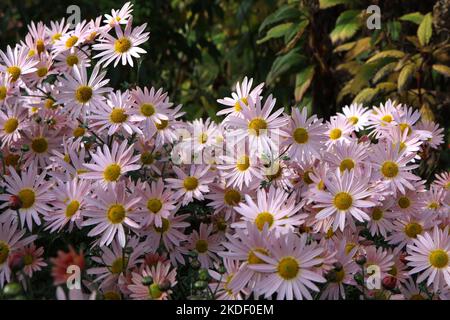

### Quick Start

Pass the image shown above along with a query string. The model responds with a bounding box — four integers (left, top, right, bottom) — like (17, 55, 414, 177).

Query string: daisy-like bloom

(312, 168, 375, 232)
(56, 64, 111, 119)
(228, 95, 288, 154)
(103, 2, 134, 27)
(362, 245, 394, 282)
(284, 107, 325, 161)
(221, 222, 274, 295)
(324, 114, 354, 148)
(82, 140, 141, 188)
(391, 105, 421, 136)
(338, 103, 370, 132)
(14, 243, 47, 278)
(209, 259, 249, 300)
(417, 120, 445, 150)
(324, 140, 369, 173)
(0, 165, 53, 231)
(367, 99, 401, 138)
(88, 237, 148, 291)
(89, 90, 142, 136)
(398, 277, 429, 300)
(93, 18, 149, 67)
(54, 47, 91, 72)
(371, 142, 420, 195)
(128, 261, 177, 300)
(51, 141, 87, 178)
(233, 185, 305, 236)
(181, 118, 221, 156)
(45, 177, 91, 233)
(433, 171, 450, 191)
(218, 150, 262, 190)
(383, 125, 424, 161)
(423, 186, 447, 218)
(387, 250, 409, 285)
(22, 21, 48, 57)
(0, 73, 17, 105)
(187, 223, 223, 268)
(0, 221, 36, 287)
(25, 52, 55, 86)
(166, 165, 214, 206)
(52, 20, 91, 54)
(0, 45, 38, 85)
(130, 86, 172, 137)
(21, 125, 62, 168)
(0, 103, 27, 148)
(46, 18, 71, 45)
(136, 179, 176, 228)
(205, 184, 245, 220)
(406, 226, 450, 292)
(82, 183, 141, 247)
(391, 184, 426, 217)
(217, 76, 264, 120)
(249, 232, 326, 300)
(153, 102, 184, 147)
(50, 246, 85, 285)
(366, 199, 397, 237)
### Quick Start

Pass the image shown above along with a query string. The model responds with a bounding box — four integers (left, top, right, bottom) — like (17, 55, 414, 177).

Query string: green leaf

(266, 49, 305, 85)
(295, 66, 315, 102)
(397, 63, 416, 92)
(257, 22, 294, 44)
(372, 62, 397, 84)
(258, 5, 300, 34)
(417, 13, 433, 47)
(432, 64, 450, 77)
(330, 10, 362, 43)
(319, 0, 351, 9)
(353, 87, 377, 105)
(366, 50, 405, 63)
(399, 12, 424, 25)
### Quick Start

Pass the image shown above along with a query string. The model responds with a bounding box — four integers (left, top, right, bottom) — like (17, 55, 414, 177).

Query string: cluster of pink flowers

(0, 3, 448, 300)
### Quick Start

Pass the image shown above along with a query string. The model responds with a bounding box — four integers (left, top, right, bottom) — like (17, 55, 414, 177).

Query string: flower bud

(382, 275, 397, 290)
(8, 195, 22, 210)
(141, 276, 153, 286)
(198, 269, 210, 281)
(354, 253, 367, 265)
(158, 280, 171, 292)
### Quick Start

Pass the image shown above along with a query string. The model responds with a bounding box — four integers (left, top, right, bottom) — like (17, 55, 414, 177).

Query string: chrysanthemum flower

(398, 277, 429, 300)
(103, 2, 134, 28)
(205, 184, 245, 220)
(324, 140, 369, 173)
(187, 223, 222, 268)
(366, 199, 397, 237)
(218, 151, 262, 190)
(52, 20, 91, 54)
(22, 21, 49, 57)
(0, 103, 27, 148)
(14, 243, 47, 278)
(339, 103, 370, 132)
(208, 259, 249, 300)
(406, 226, 450, 292)
(417, 120, 445, 150)
(0, 45, 38, 85)
(54, 47, 91, 72)
(50, 246, 85, 285)
(324, 115, 354, 148)
(46, 18, 71, 45)
(367, 99, 401, 138)
(362, 245, 394, 281)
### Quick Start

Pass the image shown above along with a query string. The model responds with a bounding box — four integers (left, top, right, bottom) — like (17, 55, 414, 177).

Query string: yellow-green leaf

(432, 64, 450, 77)
(397, 63, 416, 92)
(295, 66, 315, 102)
(319, 0, 350, 9)
(330, 10, 362, 44)
(366, 50, 405, 63)
(353, 87, 377, 105)
(417, 13, 433, 47)
(372, 62, 397, 84)
(257, 22, 294, 44)
(399, 12, 424, 25)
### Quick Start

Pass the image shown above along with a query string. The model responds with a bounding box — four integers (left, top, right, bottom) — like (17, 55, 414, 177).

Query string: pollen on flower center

(198, 132, 208, 144)
(339, 158, 355, 172)
(140, 151, 154, 165)
(65, 200, 80, 218)
(398, 196, 410, 209)
(18, 188, 36, 209)
(140, 103, 155, 117)
(110, 108, 128, 123)
(255, 211, 274, 231)
(31, 137, 49, 153)
(195, 239, 209, 253)
(52, 33, 62, 42)
(429, 249, 449, 269)
(154, 218, 170, 233)
(0, 241, 10, 264)
(103, 163, 122, 182)
(248, 118, 267, 136)
(107, 204, 126, 224)
(7, 66, 21, 81)
(224, 189, 241, 206)
(183, 176, 199, 191)
(236, 155, 250, 171)
(155, 119, 169, 130)
(73, 126, 85, 138)
(45, 98, 56, 109)
(399, 123, 411, 135)
(372, 207, 383, 221)
(381, 114, 393, 123)
(381, 161, 399, 178)
(147, 198, 163, 214)
(329, 128, 342, 140)
(65, 35, 79, 48)
(66, 55, 79, 67)
(234, 97, 248, 112)
(277, 257, 299, 280)
(293, 127, 309, 144)
(149, 283, 162, 299)
(0, 86, 7, 100)
(303, 170, 314, 184)
(404, 222, 422, 238)
(348, 116, 359, 125)
(75, 85, 93, 103)
(333, 192, 353, 210)
(111, 257, 128, 274)
(247, 247, 269, 264)
(114, 37, 132, 53)
(3, 118, 19, 133)
(23, 253, 34, 265)
(37, 67, 48, 77)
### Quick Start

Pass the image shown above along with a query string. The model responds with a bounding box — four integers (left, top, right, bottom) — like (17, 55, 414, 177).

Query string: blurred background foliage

(0, 0, 449, 171)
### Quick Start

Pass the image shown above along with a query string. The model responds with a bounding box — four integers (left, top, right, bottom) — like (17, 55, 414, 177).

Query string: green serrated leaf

(257, 22, 294, 44)
(372, 62, 397, 84)
(397, 63, 416, 92)
(417, 13, 433, 47)
(399, 12, 424, 25)
(330, 10, 362, 43)
(432, 64, 450, 77)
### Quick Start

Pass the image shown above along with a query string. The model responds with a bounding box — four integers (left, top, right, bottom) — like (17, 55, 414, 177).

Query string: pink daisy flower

(186, 223, 222, 268)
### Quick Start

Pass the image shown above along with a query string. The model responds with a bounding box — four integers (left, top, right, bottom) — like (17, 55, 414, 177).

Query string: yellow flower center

(0, 86, 7, 100)
(236, 155, 250, 171)
(154, 218, 170, 233)
(18, 188, 36, 209)
(23, 253, 34, 266)
(248, 118, 267, 136)
(0, 241, 10, 264)
(111, 257, 128, 274)
(75, 85, 93, 103)
(183, 176, 199, 191)
(428, 202, 439, 210)
(66, 54, 79, 67)
(399, 123, 411, 135)
(247, 248, 269, 265)
(147, 198, 163, 214)
(329, 128, 342, 140)
(45, 98, 56, 109)
(52, 33, 62, 42)
(372, 207, 383, 221)
(293, 127, 309, 144)
(339, 158, 355, 172)
(65, 200, 80, 218)
(429, 249, 449, 269)
(345, 242, 356, 255)
(73, 127, 85, 138)
(36, 39, 45, 54)
(140, 103, 155, 117)
(195, 239, 209, 253)
(155, 120, 169, 130)
(333, 192, 353, 210)
(398, 196, 410, 209)
(63, 154, 70, 163)
(234, 97, 248, 112)
(140, 151, 154, 165)
(31, 137, 48, 153)
(107, 204, 126, 224)
(348, 116, 359, 125)
(255, 211, 274, 231)
(404, 222, 423, 238)
(103, 164, 122, 182)
(381, 114, 393, 124)
(198, 132, 208, 144)
(114, 37, 132, 53)
(331, 269, 346, 283)
(7, 66, 21, 81)
(303, 170, 314, 184)
(110, 108, 128, 124)
(149, 283, 162, 299)
(3, 118, 19, 134)
(65, 35, 78, 48)
(277, 257, 299, 280)
(381, 161, 399, 178)
(36, 67, 48, 78)
(104, 291, 121, 300)
(224, 189, 241, 206)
